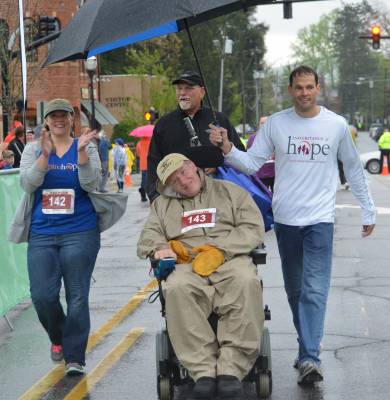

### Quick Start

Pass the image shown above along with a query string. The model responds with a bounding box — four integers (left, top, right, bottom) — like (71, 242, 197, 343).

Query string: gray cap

(44, 98, 74, 118)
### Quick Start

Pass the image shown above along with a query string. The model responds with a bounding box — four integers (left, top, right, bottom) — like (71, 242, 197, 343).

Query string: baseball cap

(172, 71, 203, 87)
(44, 98, 74, 118)
(157, 153, 190, 185)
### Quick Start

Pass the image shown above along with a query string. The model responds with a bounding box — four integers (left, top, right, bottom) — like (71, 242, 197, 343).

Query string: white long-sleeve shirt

(225, 107, 376, 226)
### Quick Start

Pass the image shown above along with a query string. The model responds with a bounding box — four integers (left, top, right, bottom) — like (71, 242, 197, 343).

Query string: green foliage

(291, 12, 337, 89)
(332, 1, 379, 119)
(100, 8, 268, 128)
(111, 120, 138, 145)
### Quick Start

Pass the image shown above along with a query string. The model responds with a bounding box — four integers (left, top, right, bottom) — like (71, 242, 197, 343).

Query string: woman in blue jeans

(11, 98, 101, 375)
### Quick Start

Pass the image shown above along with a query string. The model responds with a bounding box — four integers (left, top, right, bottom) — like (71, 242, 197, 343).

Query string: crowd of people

(3, 65, 379, 398)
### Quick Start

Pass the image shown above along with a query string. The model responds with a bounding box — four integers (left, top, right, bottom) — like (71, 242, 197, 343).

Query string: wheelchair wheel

(255, 327, 272, 398)
(158, 376, 173, 400)
(257, 373, 272, 398)
(156, 330, 174, 400)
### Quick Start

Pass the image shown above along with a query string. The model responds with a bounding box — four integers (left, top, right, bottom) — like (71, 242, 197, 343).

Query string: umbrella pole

(184, 19, 217, 123)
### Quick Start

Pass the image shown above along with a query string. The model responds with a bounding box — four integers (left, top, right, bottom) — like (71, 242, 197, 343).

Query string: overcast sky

(254, 0, 380, 66)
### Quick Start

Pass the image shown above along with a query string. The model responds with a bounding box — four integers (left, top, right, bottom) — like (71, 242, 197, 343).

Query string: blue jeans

(27, 228, 100, 365)
(274, 222, 334, 365)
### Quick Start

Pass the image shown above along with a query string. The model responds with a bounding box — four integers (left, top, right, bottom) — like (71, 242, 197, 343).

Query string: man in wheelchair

(137, 153, 265, 400)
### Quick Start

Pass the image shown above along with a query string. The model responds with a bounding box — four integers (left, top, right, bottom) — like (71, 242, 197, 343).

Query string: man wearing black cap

(146, 70, 244, 202)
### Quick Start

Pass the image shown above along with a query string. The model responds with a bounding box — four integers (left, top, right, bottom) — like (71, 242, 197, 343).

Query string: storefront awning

(81, 100, 118, 126)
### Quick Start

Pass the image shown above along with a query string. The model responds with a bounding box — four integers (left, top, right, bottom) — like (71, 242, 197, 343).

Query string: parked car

(360, 150, 381, 174)
(369, 123, 384, 141)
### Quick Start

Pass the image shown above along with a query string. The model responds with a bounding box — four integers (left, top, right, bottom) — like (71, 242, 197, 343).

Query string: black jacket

(7, 138, 25, 168)
(147, 106, 245, 201)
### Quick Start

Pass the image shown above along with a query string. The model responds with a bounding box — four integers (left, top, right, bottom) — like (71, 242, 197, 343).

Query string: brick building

(0, 0, 119, 139)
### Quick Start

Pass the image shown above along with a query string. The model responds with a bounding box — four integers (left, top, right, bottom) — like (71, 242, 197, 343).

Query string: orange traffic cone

(381, 154, 389, 176)
(124, 170, 132, 187)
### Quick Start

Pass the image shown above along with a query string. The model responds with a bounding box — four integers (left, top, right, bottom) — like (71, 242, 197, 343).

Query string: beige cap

(157, 153, 190, 185)
(44, 98, 74, 118)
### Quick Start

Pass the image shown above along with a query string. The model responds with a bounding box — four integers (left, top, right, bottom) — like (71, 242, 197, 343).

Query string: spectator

(8, 126, 25, 168)
(378, 126, 390, 173)
(3, 119, 23, 147)
(112, 138, 127, 193)
(136, 136, 151, 202)
(97, 129, 112, 192)
(0, 150, 15, 169)
(247, 116, 275, 192)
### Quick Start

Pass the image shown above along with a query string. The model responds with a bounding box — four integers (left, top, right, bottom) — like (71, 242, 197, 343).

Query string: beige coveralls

(137, 172, 265, 381)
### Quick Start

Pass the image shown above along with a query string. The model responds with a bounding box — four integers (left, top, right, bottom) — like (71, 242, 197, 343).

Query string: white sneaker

(297, 361, 323, 384)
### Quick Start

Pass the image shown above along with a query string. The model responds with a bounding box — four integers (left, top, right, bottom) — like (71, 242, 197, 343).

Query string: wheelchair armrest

(250, 244, 267, 265)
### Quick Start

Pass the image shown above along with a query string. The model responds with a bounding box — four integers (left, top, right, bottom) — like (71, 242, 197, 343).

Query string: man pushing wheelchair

(137, 153, 265, 400)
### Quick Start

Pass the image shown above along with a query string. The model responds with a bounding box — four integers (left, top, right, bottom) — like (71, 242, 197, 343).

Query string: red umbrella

(129, 124, 154, 138)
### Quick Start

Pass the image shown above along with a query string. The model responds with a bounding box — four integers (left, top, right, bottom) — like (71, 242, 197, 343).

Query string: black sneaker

(50, 344, 63, 362)
(217, 375, 243, 399)
(187, 377, 216, 399)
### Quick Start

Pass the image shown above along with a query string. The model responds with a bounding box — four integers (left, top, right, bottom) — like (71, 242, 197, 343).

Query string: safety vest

(378, 130, 390, 150)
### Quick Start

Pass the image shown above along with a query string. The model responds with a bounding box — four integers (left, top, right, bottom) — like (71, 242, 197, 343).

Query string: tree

(101, 8, 268, 129)
(332, 1, 379, 120)
(291, 11, 337, 102)
(177, 10, 268, 127)
(0, 0, 41, 137)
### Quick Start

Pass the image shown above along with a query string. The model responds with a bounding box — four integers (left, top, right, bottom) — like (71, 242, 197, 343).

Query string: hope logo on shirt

(286, 136, 330, 161)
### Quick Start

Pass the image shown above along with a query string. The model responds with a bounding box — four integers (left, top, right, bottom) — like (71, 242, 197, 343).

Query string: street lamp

(85, 56, 97, 129)
(253, 70, 265, 123)
(213, 36, 233, 112)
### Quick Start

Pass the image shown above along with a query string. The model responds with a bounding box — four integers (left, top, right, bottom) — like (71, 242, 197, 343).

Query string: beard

(178, 99, 192, 111)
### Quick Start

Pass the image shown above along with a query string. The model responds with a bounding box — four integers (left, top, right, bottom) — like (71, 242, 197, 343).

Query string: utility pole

(240, 62, 246, 136)
(384, 68, 388, 124)
(214, 34, 233, 113)
(0, 19, 10, 140)
(369, 79, 374, 125)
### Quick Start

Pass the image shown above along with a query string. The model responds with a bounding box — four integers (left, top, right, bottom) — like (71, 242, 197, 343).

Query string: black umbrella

(46, 0, 271, 65)
(45, 0, 273, 118)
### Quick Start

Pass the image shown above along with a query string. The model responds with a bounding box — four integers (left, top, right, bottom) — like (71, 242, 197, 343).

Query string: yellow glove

(168, 240, 192, 264)
(191, 245, 225, 277)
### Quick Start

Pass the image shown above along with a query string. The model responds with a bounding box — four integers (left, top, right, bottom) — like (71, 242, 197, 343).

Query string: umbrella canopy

(129, 124, 154, 138)
(45, 0, 269, 65)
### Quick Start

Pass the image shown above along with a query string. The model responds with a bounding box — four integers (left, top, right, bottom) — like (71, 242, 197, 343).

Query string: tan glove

(191, 245, 225, 277)
(168, 240, 192, 264)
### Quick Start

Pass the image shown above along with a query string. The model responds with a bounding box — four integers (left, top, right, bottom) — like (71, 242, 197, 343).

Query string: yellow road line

(63, 327, 144, 400)
(19, 279, 157, 400)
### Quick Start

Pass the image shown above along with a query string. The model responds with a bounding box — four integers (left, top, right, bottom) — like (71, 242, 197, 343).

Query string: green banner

(0, 169, 29, 317)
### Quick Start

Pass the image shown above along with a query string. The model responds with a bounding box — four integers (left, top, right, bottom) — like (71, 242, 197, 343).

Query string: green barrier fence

(0, 169, 29, 317)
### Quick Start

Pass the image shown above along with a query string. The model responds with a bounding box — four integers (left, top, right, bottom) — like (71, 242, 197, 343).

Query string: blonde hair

(2, 150, 14, 159)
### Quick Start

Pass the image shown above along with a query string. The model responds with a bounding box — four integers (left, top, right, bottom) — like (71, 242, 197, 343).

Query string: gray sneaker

(65, 362, 85, 376)
(297, 361, 323, 385)
(294, 343, 323, 369)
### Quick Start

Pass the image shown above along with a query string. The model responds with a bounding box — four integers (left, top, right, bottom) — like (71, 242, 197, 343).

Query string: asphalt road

(0, 131, 389, 400)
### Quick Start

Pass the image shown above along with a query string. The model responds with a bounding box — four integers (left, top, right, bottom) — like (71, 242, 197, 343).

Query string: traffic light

(371, 24, 381, 49)
(144, 108, 159, 123)
(38, 16, 59, 38)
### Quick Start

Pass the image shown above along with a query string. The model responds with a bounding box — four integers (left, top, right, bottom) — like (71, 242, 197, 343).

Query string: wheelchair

(150, 245, 272, 400)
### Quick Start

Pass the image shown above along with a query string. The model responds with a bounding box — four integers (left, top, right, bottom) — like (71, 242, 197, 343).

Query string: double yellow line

(19, 279, 157, 400)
